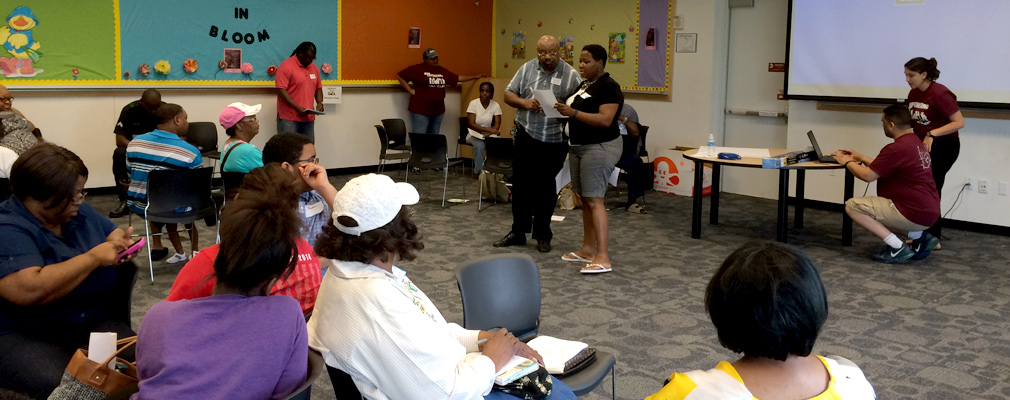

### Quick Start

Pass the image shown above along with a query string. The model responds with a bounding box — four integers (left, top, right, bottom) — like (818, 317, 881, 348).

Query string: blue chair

(454, 253, 617, 399)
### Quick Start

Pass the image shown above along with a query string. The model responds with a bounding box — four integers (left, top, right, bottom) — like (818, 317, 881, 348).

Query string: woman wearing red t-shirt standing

(904, 57, 965, 249)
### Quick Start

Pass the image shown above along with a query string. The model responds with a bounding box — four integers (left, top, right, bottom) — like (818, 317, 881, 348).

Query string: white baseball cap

(331, 174, 419, 236)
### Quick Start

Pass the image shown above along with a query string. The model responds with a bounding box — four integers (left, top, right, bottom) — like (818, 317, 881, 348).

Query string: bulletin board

(0, 0, 492, 88)
(340, 0, 494, 84)
(493, 0, 673, 94)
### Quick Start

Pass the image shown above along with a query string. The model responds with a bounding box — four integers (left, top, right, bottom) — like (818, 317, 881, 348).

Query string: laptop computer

(806, 130, 839, 164)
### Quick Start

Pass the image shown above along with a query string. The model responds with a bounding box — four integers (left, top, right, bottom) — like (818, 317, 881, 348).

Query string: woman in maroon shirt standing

(903, 57, 965, 249)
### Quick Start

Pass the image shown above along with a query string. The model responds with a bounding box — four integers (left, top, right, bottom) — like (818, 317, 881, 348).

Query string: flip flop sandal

(561, 252, 591, 263)
(627, 204, 647, 214)
(580, 263, 612, 274)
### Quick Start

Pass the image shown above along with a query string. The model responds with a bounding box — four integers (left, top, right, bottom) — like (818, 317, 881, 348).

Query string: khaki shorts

(846, 197, 929, 233)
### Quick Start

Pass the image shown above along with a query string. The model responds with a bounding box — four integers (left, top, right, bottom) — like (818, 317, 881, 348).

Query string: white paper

(551, 215, 565, 222)
(89, 332, 118, 368)
(322, 86, 342, 104)
(532, 90, 568, 119)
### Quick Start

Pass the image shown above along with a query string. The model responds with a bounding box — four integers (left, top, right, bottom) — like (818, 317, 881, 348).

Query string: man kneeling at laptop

(832, 104, 940, 263)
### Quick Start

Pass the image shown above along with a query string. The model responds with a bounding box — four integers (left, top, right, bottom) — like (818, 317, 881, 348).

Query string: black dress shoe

(536, 240, 551, 253)
(108, 201, 129, 218)
(493, 231, 526, 247)
(150, 248, 169, 261)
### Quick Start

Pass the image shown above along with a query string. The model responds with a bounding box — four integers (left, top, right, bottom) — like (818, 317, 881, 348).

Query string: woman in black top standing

(554, 44, 623, 274)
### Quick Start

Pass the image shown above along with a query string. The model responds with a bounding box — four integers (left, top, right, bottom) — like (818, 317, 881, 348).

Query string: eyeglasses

(0, 97, 13, 103)
(72, 190, 88, 202)
(296, 156, 319, 164)
(537, 50, 559, 57)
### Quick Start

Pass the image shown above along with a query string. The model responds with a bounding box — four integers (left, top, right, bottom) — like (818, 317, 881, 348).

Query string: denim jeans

(277, 118, 315, 142)
(466, 134, 487, 173)
(409, 112, 445, 134)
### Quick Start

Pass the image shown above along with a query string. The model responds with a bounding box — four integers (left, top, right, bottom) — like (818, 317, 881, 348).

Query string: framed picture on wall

(224, 48, 242, 73)
(675, 33, 697, 53)
(408, 27, 421, 48)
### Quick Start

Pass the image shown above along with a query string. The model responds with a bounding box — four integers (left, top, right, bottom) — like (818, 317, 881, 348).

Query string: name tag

(551, 77, 562, 85)
(309, 74, 317, 79)
(580, 92, 591, 99)
(304, 201, 325, 217)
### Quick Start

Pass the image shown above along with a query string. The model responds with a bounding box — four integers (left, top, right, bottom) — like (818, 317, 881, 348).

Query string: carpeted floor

(91, 168, 1010, 400)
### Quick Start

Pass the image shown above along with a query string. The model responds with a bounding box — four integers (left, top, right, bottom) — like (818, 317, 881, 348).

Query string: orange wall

(342, 0, 493, 81)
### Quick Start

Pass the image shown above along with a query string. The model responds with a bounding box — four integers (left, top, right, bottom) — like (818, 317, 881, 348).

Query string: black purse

(492, 365, 553, 400)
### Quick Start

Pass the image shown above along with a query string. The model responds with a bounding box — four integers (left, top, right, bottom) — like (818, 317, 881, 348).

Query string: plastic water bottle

(707, 134, 716, 157)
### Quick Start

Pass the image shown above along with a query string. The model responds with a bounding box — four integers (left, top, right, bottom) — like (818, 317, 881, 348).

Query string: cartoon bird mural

(0, 6, 42, 77)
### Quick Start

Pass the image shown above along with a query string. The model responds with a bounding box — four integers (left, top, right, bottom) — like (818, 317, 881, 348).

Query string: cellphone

(117, 237, 146, 262)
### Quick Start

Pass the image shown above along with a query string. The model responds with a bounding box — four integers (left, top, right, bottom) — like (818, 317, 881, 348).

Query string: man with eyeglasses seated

(494, 35, 582, 253)
(262, 133, 338, 247)
(0, 84, 41, 157)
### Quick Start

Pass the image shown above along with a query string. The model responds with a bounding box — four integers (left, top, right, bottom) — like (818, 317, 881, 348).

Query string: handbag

(492, 365, 553, 400)
(48, 336, 139, 400)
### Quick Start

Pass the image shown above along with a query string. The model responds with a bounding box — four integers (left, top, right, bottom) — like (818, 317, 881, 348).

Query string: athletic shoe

(165, 253, 188, 264)
(909, 232, 940, 260)
(873, 244, 915, 264)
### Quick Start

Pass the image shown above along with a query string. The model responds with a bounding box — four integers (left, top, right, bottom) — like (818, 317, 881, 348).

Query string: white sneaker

(165, 253, 188, 264)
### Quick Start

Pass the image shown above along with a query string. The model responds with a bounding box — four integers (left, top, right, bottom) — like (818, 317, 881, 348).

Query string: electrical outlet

(965, 177, 972, 191)
(1000, 181, 1009, 196)
(978, 179, 989, 194)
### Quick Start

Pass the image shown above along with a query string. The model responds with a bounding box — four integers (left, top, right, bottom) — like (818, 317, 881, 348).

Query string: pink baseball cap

(219, 102, 261, 129)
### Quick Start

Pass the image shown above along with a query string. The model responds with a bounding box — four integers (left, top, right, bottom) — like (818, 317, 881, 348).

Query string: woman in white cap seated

(307, 174, 577, 400)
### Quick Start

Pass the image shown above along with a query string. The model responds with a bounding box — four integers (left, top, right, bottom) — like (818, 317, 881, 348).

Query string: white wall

(13, 89, 461, 189)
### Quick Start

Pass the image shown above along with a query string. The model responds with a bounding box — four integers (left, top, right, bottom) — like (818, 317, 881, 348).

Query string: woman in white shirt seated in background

(465, 82, 503, 174)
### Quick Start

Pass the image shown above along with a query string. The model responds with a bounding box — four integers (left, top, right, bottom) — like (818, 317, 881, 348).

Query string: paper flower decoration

(267, 65, 277, 76)
(218, 60, 227, 69)
(72, 68, 79, 76)
(139, 63, 150, 77)
(154, 60, 171, 75)
(183, 58, 198, 74)
(123, 71, 131, 79)
(240, 63, 253, 74)
(321, 63, 332, 75)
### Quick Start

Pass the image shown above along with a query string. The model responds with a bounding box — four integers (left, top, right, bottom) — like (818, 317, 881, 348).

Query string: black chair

(132, 167, 218, 282)
(281, 349, 326, 400)
(478, 137, 514, 212)
(638, 125, 650, 163)
(455, 117, 473, 173)
(186, 122, 221, 163)
(221, 172, 246, 201)
(455, 253, 617, 399)
(380, 119, 411, 151)
(375, 125, 409, 172)
(404, 133, 462, 208)
(326, 365, 363, 400)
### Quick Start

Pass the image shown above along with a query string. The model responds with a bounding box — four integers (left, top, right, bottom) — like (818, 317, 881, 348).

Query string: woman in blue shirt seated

(0, 143, 138, 399)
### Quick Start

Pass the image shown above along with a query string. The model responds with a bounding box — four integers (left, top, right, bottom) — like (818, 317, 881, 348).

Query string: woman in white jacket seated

(307, 173, 577, 400)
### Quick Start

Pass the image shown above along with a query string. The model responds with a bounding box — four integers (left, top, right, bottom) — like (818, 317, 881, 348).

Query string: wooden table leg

(691, 159, 703, 239)
(777, 169, 790, 242)
(710, 164, 721, 225)
(795, 169, 805, 229)
(843, 169, 854, 246)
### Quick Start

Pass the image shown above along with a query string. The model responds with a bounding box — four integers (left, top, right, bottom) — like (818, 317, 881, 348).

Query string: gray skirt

(569, 137, 623, 198)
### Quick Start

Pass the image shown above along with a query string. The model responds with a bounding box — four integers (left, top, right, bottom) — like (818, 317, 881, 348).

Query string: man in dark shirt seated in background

(617, 103, 649, 214)
(110, 89, 161, 218)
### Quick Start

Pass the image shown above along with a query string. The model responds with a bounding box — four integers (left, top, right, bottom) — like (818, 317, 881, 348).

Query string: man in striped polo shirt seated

(126, 103, 203, 264)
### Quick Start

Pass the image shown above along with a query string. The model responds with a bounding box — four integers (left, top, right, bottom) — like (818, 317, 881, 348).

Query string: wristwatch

(926, 131, 935, 138)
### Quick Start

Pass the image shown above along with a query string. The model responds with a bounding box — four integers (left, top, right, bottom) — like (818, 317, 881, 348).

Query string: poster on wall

(408, 27, 420, 48)
(0, 3, 116, 82)
(559, 36, 574, 65)
(119, 0, 339, 83)
(645, 28, 657, 50)
(608, 32, 625, 63)
(512, 31, 525, 59)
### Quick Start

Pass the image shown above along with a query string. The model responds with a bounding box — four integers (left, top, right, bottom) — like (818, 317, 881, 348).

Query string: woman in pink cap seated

(219, 102, 263, 174)
(307, 173, 577, 399)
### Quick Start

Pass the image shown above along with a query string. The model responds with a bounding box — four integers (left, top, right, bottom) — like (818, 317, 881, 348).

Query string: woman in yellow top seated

(647, 241, 876, 400)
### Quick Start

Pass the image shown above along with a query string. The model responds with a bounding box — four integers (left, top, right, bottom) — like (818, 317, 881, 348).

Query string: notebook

(526, 336, 591, 375)
(806, 130, 839, 163)
(494, 356, 539, 385)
